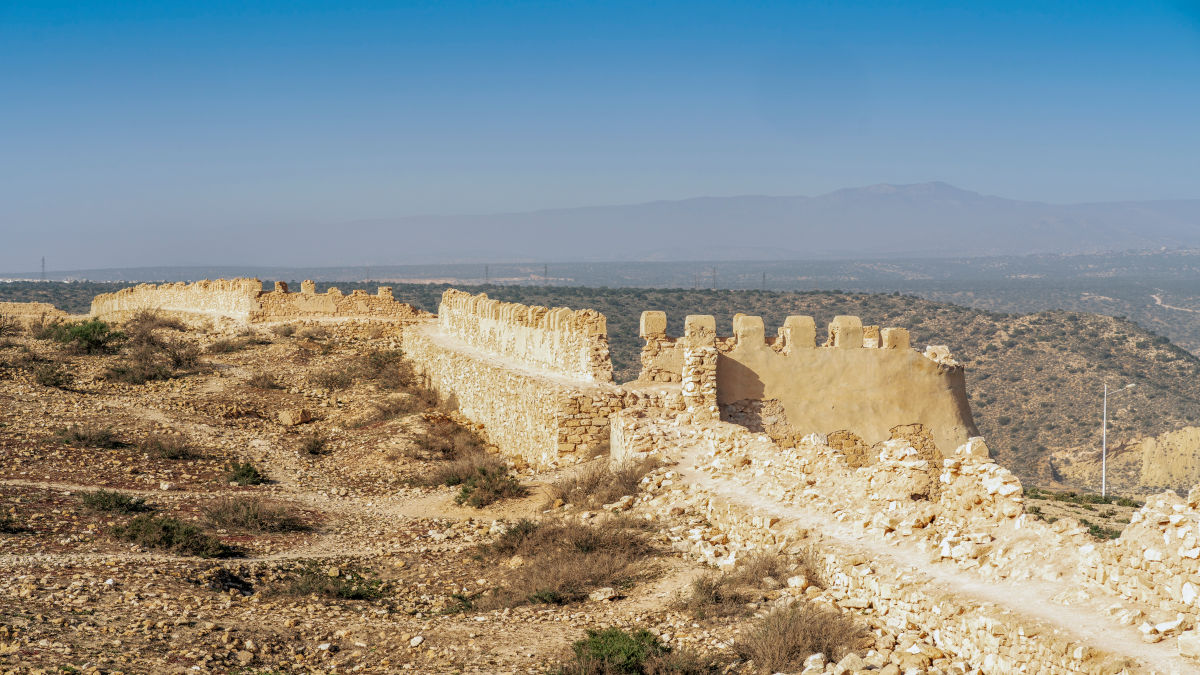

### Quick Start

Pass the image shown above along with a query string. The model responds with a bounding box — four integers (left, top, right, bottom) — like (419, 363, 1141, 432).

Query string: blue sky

(1, 1, 1199, 269)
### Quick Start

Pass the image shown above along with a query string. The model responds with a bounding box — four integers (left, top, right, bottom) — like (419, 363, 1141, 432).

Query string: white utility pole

(1101, 382, 1135, 498)
(1102, 383, 1108, 498)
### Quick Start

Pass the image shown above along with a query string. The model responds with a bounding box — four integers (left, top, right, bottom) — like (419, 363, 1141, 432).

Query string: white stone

(409, 635, 424, 647)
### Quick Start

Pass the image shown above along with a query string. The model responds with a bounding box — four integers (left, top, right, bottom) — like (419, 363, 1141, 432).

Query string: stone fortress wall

(411, 289, 1200, 670)
(89, 278, 429, 324)
(438, 288, 612, 382)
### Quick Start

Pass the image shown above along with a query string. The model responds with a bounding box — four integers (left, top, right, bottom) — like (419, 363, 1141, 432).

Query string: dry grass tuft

(547, 457, 660, 510)
(474, 518, 656, 609)
(204, 497, 308, 532)
(734, 603, 869, 672)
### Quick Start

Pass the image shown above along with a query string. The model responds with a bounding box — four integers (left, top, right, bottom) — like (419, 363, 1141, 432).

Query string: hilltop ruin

(6, 280, 1200, 672)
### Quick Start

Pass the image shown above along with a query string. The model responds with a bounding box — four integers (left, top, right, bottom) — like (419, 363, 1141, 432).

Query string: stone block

(278, 409, 312, 426)
(639, 310, 667, 338)
(829, 315, 864, 349)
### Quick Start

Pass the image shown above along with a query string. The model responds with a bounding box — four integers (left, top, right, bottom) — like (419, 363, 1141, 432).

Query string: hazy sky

(2, 1, 1199, 271)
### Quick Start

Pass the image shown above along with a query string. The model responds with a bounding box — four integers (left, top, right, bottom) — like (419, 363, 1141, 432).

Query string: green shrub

(227, 462, 268, 486)
(552, 628, 712, 675)
(81, 489, 151, 513)
(454, 464, 525, 507)
(111, 515, 232, 558)
(42, 319, 124, 354)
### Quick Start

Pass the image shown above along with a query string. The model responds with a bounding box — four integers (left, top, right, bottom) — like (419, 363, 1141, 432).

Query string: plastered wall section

(439, 289, 612, 383)
(638, 311, 978, 454)
(402, 320, 621, 468)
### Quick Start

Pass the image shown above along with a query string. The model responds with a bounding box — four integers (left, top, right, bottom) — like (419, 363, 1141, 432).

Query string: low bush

(40, 319, 124, 354)
(206, 338, 245, 354)
(57, 425, 122, 448)
(0, 315, 19, 337)
(112, 515, 233, 558)
(309, 367, 353, 390)
(454, 463, 526, 508)
(81, 489, 151, 513)
(227, 462, 268, 486)
(554, 628, 708, 675)
(295, 326, 329, 341)
(474, 518, 655, 609)
(204, 497, 307, 532)
(734, 604, 868, 672)
(548, 457, 660, 509)
(0, 514, 28, 534)
(353, 349, 414, 390)
(299, 433, 329, 456)
(270, 324, 297, 338)
(139, 434, 197, 460)
(33, 363, 69, 388)
(676, 554, 789, 618)
(246, 371, 282, 389)
(275, 564, 385, 600)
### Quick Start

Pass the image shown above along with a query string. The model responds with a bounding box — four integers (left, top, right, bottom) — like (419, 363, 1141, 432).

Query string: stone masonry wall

(439, 289, 612, 383)
(402, 319, 622, 468)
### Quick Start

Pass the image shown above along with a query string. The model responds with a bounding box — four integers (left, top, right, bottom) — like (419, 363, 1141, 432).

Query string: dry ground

(0, 320, 767, 674)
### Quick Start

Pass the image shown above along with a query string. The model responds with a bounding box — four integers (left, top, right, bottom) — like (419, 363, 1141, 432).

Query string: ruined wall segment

(90, 278, 264, 323)
(438, 289, 613, 383)
(0, 301, 70, 319)
(90, 278, 429, 324)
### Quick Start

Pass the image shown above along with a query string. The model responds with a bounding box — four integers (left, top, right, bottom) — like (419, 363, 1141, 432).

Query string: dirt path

(674, 445, 1195, 673)
(1152, 292, 1200, 314)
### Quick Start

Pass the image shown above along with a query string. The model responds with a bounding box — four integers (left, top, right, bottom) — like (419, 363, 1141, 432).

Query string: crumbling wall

(637, 311, 978, 455)
(256, 282, 428, 321)
(90, 279, 429, 324)
(90, 278, 264, 323)
(439, 289, 612, 383)
(0, 301, 70, 321)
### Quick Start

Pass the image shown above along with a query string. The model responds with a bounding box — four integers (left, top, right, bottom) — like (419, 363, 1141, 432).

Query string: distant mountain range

(5, 182, 1200, 274)
(327, 182, 1200, 263)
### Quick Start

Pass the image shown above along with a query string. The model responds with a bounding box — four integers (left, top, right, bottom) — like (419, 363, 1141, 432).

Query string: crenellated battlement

(438, 289, 613, 383)
(90, 278, 428, 324)
(636, 311, 974, 453)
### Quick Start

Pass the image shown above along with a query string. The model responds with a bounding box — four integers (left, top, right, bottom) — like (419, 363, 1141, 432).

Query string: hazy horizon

(3, 2, 1199, 270)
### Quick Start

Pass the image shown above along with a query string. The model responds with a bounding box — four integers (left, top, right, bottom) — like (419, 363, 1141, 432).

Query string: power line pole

(762, 271, 766, 290)
(711, 266, 717, 290)
(485, 265, 489, 285)
(1102, 383, 1108, 498)
(41, 257, 45, 281)
(544, 264, 548, 285)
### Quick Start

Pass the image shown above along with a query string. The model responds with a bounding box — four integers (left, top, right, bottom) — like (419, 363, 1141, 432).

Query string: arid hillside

(7, 281, 1200, 491)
